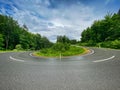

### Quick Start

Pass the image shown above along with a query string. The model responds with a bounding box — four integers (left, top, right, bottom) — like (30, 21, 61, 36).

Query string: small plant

(15, 44, 23, 50)
(52, 42, 70, 52)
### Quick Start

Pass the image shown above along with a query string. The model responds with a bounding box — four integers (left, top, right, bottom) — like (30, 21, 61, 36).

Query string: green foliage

(15, 44, 23, 50)
(98, 40, 120, 49)
(57, 35, 70, 43)
(0, 14, 52, 50)
(99, 41, 112, 48)
(52, 42, 70, 52)
(111, 40, 120, 49)
(36, 46, 85, 57)
(62, 46, 85, 56)
(81, 10, 120, 49)
(0, 34, 4, 50)
(37, 37, 81, 57)
(70, 39, 77, 44)
(57, 35, 79, 45)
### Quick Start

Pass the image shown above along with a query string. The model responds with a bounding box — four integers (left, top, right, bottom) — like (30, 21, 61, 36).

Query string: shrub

(111, 40, 120, 49)
(99, 40, 120, 49)
(52, 42, 70, 52)
(15, 44, 23, 50)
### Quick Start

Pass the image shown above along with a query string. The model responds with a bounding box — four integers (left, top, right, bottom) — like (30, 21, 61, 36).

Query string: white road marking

(82, 49, 95, 57)
(29, 53, 35, 57)
(9, 56, 25, 62)
(29, 53, 33, 56)
(93, 55, 115, 63)
(89, 49, 94, 55)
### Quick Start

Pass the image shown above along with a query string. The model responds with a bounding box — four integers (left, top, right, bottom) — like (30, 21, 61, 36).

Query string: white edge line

(83, 49, 94, 56)
(29, 53, 32, 56)
(9, 56, 25, 62)
(93, 56, 115, 63)
(29, 53, 34, 57)
(89, 49, 94, 55)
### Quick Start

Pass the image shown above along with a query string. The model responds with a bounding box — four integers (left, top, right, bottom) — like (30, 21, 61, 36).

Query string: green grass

(0, 50, 26, 53)
(35, 46, 86, 57)
(0, 50, 13, 53)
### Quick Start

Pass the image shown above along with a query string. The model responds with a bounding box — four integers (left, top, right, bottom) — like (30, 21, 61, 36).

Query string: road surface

(0, 47, 120, 90)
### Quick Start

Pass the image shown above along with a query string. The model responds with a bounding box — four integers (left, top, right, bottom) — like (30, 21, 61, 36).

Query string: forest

(81, 9, 120, 49)
(0, 14, 53, 50)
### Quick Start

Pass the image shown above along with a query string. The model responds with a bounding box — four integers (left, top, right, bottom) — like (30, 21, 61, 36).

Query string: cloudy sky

(0, 0, 120, 42)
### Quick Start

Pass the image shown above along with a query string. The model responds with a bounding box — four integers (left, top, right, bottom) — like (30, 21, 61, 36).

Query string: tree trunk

(5, 36, 9, 50)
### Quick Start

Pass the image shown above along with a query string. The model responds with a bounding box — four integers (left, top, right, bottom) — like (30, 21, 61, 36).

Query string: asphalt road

(0, 47, 120, 90)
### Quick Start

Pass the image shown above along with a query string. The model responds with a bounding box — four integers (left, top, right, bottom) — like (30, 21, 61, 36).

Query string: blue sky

(0, 0, 120, 42)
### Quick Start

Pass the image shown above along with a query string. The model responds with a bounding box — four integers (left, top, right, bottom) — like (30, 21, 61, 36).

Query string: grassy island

(34, 43, 87, 57)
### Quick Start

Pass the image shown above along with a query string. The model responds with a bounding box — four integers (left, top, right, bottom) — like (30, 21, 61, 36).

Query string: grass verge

(0, 50, 26, 53)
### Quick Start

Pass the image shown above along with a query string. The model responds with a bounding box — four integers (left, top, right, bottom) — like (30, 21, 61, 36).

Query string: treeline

(39, 35, 81, 56)
(0, 14, 52, 50)
(57, 35, 78, 44)
(41, 35, 78, 52)
(81, 9, 120, 49)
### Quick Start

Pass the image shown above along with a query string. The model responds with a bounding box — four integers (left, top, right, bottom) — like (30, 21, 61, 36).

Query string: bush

(40, 48, 48, 54)
(98, 40, 120, 49)
(99, 41, 111, 48)
(15, 44, 23, 50)
(52, 42, 70, 52)
(111, 40, 120, 49)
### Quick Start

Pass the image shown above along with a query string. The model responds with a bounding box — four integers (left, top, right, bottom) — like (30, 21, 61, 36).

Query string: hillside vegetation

(81, 10, 120, 49)
(0, 14, 52, 50)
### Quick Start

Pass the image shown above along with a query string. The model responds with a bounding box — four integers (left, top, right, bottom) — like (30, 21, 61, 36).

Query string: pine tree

(117, 9, 120, 15)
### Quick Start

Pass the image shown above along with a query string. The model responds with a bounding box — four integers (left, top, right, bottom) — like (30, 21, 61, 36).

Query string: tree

(0, 14, 52, 50)
(57, 35, 70, 43)
(81, 27, 92, 42)
(70, 39, 77, 44)
(117, 9, 120, 15)
(0, 34, 4, 50)
(23, 24, 28, 31)
(40, 36, 53, 48)
(80, 9, 120, 48)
